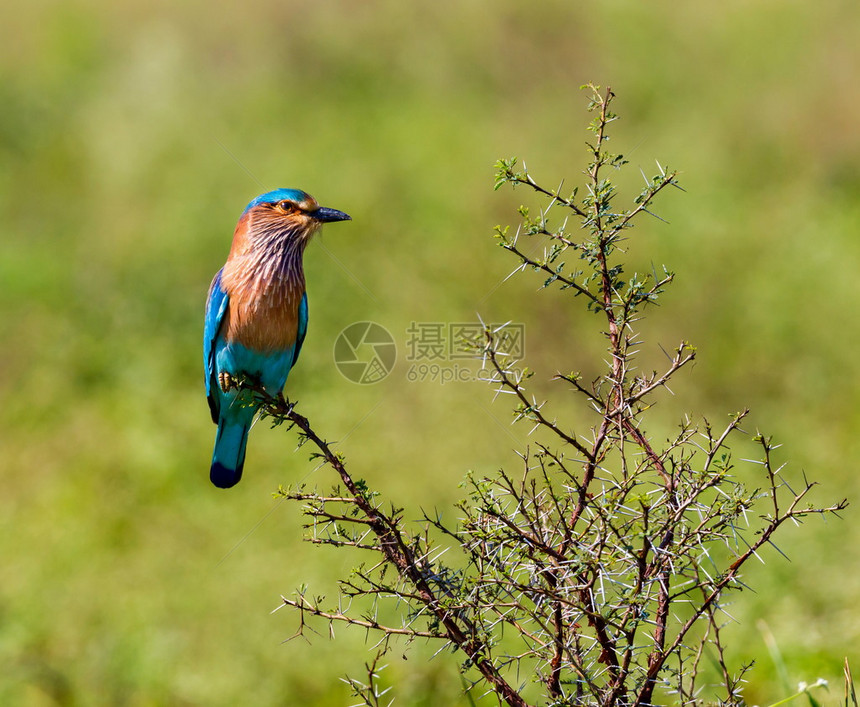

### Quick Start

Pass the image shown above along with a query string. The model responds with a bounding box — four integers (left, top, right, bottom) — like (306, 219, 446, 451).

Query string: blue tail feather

(211, 419, 251, 488)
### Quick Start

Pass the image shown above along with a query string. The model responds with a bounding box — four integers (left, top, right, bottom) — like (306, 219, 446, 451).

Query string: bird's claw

(218, 371, 238, 393)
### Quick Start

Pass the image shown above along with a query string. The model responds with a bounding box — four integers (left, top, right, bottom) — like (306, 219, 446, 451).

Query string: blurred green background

(2, 0, 859, 704)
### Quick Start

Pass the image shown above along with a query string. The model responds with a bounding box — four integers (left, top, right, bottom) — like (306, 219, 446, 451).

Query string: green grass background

(2, 0, 859, 704)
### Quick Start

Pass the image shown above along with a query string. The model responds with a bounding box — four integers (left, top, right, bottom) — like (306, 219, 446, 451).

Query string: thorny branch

(248, 384, 531, 707)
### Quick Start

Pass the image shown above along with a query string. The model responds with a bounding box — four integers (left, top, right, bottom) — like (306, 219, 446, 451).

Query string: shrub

(249, 85, 845, 707)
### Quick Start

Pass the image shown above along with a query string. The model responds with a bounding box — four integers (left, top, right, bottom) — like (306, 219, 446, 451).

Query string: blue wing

(291, 292, 308, 368)
(204, 269, 230, 423)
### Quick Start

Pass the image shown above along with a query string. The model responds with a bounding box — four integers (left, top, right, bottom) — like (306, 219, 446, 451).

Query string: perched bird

(204, 189, 351, 488)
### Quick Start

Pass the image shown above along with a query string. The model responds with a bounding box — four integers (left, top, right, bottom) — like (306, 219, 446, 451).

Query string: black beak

(313, 206, 351, 223)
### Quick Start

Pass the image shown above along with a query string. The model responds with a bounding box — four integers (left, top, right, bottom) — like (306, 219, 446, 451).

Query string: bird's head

(238, 188, 351, 250)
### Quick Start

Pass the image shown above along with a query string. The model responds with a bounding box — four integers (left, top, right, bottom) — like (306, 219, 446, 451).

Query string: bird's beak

(313, 207, 351, 223)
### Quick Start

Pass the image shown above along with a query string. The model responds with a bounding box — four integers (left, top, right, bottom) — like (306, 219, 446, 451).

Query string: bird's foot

(218, 371, 239, 393)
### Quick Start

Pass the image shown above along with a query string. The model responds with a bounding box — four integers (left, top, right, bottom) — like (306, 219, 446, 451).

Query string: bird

(204, 188, 351, 488)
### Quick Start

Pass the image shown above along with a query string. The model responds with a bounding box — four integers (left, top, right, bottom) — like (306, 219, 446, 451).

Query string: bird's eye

(278, 200, 296, 212)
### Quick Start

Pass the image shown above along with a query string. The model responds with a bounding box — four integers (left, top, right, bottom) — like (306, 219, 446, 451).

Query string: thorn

(766, 539, 791, 562)
(643, 208, 669, 224)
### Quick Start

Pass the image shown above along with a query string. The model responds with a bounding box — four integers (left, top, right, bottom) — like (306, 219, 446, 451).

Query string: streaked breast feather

(221, 257, 304, 352)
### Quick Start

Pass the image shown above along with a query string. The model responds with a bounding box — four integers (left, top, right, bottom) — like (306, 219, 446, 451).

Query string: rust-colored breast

(222, 279, 302, 352)
(218, 206, 307, 352)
